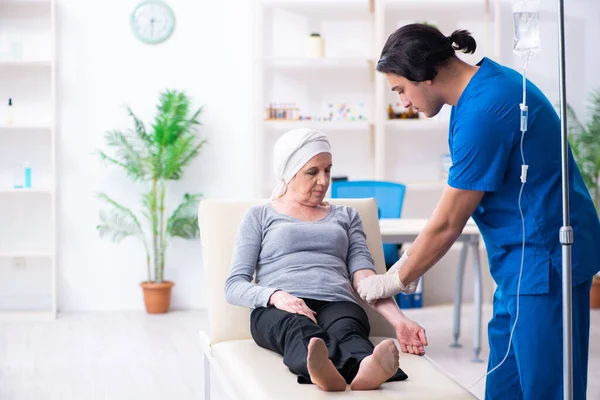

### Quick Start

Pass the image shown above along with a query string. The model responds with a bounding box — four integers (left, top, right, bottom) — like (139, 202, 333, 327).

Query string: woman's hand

(394, 318, 428, 355)
(269, 291, 318, 324)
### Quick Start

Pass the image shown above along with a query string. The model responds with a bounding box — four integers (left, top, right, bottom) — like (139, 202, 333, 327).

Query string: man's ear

(423, 80, 433, 86)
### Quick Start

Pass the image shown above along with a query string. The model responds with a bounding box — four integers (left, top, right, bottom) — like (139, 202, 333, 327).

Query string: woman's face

(287, 152, 332, 206)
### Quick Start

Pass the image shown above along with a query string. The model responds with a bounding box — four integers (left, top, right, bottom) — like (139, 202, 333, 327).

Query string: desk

(379, 218, 484, 362)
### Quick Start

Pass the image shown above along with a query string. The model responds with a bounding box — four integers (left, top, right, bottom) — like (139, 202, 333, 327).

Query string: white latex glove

(357, 272, 405, 304)
(386, 251, 419, 295)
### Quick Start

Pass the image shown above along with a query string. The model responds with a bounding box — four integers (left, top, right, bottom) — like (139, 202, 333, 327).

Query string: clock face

(130, 0, 175, 44)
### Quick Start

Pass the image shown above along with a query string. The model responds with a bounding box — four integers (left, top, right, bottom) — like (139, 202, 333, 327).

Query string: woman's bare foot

(350, 339, 399, 391)
(307, 337, 346, 392)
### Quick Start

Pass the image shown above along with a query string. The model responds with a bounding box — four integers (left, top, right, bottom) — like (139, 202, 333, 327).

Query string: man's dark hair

(377, 23, 477, 82)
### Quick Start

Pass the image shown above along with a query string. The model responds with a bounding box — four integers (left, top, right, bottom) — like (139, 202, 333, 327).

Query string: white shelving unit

(253, 0, 500, 198)
(0, 0, 57, 320)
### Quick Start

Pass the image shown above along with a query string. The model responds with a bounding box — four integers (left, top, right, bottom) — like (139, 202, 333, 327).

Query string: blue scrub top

(448, 57, 600, 295)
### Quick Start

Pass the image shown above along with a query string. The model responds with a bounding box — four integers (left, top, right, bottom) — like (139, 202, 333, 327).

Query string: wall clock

(130, 1, 175, 45)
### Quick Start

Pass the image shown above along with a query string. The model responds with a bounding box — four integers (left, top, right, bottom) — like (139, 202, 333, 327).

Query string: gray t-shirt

(224, 203, 376, 309)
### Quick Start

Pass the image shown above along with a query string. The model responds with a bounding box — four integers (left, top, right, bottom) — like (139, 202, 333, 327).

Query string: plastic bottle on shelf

(388, 104, 394, 120)
(24, 161, 32, 188)
(7, 98, 14, 125)
(358, 102, 366, 121)
(395, 102, 405, 119)
(307, 33, 324, 58)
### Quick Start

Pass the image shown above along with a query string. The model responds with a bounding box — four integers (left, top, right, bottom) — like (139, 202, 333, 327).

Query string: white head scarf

(270, 128, 331, 201)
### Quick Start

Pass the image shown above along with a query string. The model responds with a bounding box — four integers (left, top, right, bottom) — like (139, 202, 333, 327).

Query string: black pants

(250, 298, 408, 384)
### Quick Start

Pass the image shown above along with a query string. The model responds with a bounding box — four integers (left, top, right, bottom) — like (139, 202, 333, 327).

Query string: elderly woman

(224, 128, 428, 392)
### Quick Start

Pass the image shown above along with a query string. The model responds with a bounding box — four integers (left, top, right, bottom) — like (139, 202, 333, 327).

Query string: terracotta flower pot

(591, 278, 600, 309)
(140, 281, 175, 314)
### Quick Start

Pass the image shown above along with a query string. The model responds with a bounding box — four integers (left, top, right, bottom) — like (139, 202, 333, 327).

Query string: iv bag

(513, 0, 541, 54)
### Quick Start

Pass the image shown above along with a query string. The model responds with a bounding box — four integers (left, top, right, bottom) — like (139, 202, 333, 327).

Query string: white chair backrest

(198, 198, 396, 346)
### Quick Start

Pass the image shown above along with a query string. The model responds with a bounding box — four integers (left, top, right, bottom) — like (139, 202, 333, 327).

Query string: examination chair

(198, 198, 477, 399)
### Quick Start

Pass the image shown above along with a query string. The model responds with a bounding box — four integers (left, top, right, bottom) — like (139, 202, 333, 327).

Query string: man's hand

(386, 252, 419, 294)
(357, 272, 405, 303)
(395, 318, 428, 355)
(268, 291, 317, 324)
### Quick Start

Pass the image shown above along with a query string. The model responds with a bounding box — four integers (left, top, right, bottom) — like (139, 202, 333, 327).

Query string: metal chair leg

(471, 237, 484, 363)
(451, 242, 469, 348)
(203, 352, 211, 400)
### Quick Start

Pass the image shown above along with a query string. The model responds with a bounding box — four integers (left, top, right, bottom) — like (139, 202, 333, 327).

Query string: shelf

(0, 188, 53, 195)
(0, 124, 52, 133)
(254, 0, 501, 202)
(385, 119, 449, 132)
(264, 120, 371, 131)
(263, 0, 372, 20)
(0, 60, 52, 67)
(1, 0, 57, 320)
(0, 0, 52, 4)
(0, 251, 54, 259)
(0, 310, 55, 321)
(262, 57, 373, 69)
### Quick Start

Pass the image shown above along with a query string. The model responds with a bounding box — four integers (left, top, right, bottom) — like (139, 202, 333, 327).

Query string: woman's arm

(352, 269, 428, 355)
(224, 207, 279, 309)
(345, 207, 427, 354)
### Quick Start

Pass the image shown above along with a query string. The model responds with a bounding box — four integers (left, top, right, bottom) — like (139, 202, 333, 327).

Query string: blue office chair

(330, 180, 406, 267)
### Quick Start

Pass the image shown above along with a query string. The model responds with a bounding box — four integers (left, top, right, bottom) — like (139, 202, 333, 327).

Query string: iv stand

(556, 0, 573, 399)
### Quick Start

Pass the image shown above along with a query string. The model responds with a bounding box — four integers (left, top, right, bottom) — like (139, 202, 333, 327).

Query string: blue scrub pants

(485, 266, 592, 400)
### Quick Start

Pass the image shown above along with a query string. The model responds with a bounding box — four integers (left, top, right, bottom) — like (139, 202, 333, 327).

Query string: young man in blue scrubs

(356, 23, 600, 399)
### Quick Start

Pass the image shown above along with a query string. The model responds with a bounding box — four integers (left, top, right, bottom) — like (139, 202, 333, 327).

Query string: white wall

(56, 0, 254, 311)
(49, 0, 600, 312)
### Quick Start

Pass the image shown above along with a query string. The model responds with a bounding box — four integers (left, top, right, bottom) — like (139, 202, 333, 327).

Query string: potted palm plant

(96, 89, 206, 313)
(567, 88, 600, 308)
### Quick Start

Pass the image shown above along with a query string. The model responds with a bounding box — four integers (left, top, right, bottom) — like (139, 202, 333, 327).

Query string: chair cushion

(212, 337, 477, 400)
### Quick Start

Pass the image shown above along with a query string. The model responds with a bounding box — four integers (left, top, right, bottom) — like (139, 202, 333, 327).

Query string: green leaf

(97, 150, 130, 172)
(167, 193, 202, 239)
(566, 104, 585, 137)
(141, 191, 155, 226)
(162, 137, 207, 180)
(96, 193, 145, 242)
(127, 106, 152, 145)
(126, 91, 203, 181)
(567, 91, 600, 207)
(100, 130, 149, 181)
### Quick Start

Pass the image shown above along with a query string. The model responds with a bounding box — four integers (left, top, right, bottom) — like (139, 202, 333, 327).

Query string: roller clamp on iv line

(520, 103, 528, 183)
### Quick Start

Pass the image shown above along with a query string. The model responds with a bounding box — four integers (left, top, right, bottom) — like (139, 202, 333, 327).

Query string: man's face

(385, 73, 444, 118)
